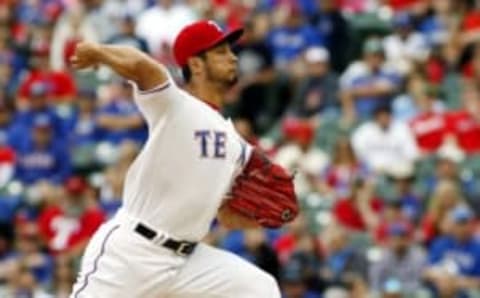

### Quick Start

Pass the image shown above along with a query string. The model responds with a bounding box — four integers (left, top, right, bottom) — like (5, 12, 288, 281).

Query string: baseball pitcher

(69, 20, 298, 298)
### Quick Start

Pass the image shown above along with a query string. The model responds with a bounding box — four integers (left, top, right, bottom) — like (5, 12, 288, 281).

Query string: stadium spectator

(319, 225, 369, 297)
(50, 5, 98, 71)
(462, 42, 480, 83)
(237, 229, 280, 280)
(99, 140, 140, 217)
(274, 117, 329, 196)
(108, 15, 149, 54)
(384, 163, 421, 223)
(392, 73, 444, 122)
(96, 80, 147, 145)
(418, 0, 453, 46)
(459, 2, 480, 47)
(0, 44, 16, 97)
(37, 176, 105, 256)
(3, 222, 53, 287)
(13, 80, 67, 143)
(383, 12, 430, 75)
(374, 196, 413, 245)
(333, 178, 383, 232)
(421, 180, 466, 245)
(274, 215, 312, 265)
(351, 105, 419, 174)
(266, 3, 324, 70)
(66, 89, 101, 171)
(424, 205, 480, 298)
(14, 115, 70, 185)
(446, 83, 480, 155)
(280, 254, 321, 298)
(0, 260, 52, 298)
(309, 0, 349, 72)
(135, 0, 197, 57)
(421, 144, 478, 200)
(340, 38, 401, 120)
(408, 84, 448, 154)
(385, 0, 426, 12)
(289, 46, 339, 119)
(67, 90, 100, 146)
(18, 52, 77, 102)
(336, 0, 379, 14)
(278, 226, 322, 296)
(231, 13, 278, 134)
(319, 136, 370, 200)
(369, 222, 427, 296)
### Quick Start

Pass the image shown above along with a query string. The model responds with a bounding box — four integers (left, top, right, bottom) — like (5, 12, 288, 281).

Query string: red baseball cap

(65, 176, 88, 196)
(173, 20, 243, 68)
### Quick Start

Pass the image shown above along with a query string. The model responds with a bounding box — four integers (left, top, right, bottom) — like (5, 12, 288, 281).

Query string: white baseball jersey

(122, 76, 251, 242)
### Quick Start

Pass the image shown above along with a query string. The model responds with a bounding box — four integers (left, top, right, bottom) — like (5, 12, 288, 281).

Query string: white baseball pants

(70, 213, 281, 298)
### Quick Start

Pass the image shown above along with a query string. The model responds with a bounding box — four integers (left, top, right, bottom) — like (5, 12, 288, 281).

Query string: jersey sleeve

(129, 75, 183, 127)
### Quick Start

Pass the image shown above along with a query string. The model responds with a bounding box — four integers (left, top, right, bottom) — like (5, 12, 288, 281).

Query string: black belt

(134, 223, 196, 257)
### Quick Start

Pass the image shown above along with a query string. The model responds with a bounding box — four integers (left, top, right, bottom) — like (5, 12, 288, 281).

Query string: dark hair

(180, 51, 207, 83)
(373, 104, 392, 116)
(182, 65, 192, 83)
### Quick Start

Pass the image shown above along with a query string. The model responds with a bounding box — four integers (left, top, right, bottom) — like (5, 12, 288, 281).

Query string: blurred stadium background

(2, 0, 480, 297)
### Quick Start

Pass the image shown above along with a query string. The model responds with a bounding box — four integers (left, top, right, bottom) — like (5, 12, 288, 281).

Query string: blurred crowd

(2, 0, 480, 297)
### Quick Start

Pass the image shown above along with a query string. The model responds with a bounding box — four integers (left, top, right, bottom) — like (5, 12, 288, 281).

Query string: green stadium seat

(314, 116, 361, 153)
(464, 154, 480, 176)
(440, 72, 462, 110)
(300, 192, 334, 233)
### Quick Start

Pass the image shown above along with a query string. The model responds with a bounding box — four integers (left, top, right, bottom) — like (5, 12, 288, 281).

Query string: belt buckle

(175, 242, 191, 257)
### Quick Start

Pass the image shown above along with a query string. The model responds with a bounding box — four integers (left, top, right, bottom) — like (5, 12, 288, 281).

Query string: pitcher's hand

(70, 41, 101, 70)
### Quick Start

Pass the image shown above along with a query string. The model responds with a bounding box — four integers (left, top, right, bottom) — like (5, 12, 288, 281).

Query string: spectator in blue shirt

(319, 225, 368, 296)
(68, 89, 101, 147)
(15, 115, 71, 185)
(339, 38, 401, 120)
(108, 15, 149, 54)
(422, 151, 476, 203)
(65, 89, 102, 171)
(0, 63, 17, 99)
(385, 163, 422, 222)
(96, 81, 147, 145)
(424, 205, 480, 298)
(267, 4, 324, 70)
(309, 0, 349, 72)
(6, 222, 54, 287)
(11, 81, 66, 149)
(281, 254, 321, 298)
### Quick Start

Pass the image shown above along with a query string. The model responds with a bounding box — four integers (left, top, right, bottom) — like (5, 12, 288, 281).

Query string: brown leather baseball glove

(226, 148, 299, 229)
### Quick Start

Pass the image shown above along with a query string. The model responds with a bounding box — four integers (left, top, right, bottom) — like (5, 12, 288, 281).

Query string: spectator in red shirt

(333, 178, 383, 232)
(37, 176, 105, 257)
(18, 54, 76, 103)
(461, 42, 480, 81)
(409, 86, 448, 154)
(319, 136, 370, 199)
(445, 83, 480, 154)
(460, 5, 480, 46)
(386, 0, 424, 12)
(273, 214, 310, 264)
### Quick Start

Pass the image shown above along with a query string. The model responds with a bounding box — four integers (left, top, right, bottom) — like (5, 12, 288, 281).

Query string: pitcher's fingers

(70, 60, 86, 69)
(70, 56, 79, 64)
